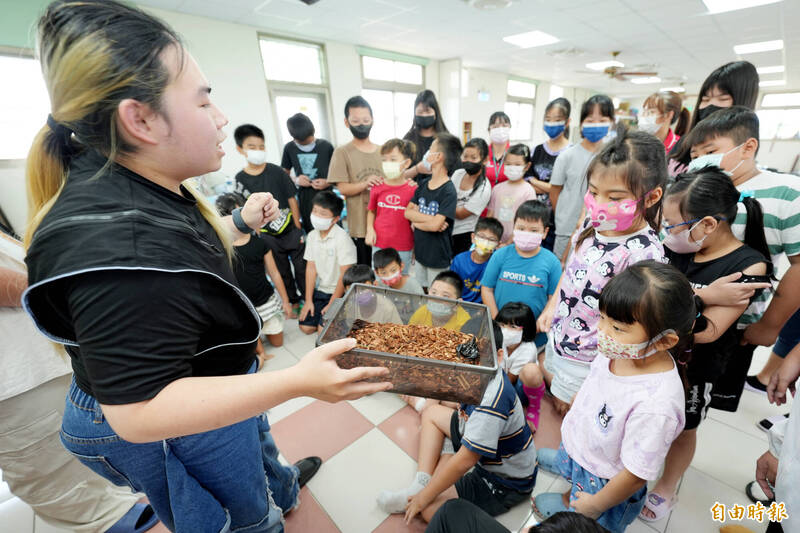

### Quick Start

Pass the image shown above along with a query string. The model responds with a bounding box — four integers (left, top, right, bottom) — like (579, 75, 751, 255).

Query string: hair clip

(738, 190, 755, 202)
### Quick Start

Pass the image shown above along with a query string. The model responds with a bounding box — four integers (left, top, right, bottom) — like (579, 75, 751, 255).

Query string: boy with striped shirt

(688, 106, 800, 411)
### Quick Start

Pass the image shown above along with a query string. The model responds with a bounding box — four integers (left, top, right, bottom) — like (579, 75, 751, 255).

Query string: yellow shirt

(408, 304, 470, 331)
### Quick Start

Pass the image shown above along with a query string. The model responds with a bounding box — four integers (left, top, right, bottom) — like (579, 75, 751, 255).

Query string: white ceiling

(136, 0, 798, 99)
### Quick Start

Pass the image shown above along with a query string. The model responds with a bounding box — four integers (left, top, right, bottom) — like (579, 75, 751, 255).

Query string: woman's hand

(293, 338, 392, 402)
(241, 192, 280, 229)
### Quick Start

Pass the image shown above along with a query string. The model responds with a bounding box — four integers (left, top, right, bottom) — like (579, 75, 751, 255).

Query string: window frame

(0, 47, 49, 161)
(504, 76, 538, 142)
(257, 34, 336, 146)
(755, 107, 800, 141)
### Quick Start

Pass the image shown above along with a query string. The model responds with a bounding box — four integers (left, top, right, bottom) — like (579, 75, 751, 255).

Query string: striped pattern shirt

(732, 170, 800, 326)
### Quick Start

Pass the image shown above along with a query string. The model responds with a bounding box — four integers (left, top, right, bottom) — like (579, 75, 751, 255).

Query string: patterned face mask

(597, 329, 674, 360)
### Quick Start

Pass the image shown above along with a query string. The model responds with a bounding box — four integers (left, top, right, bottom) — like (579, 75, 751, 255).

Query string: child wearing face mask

(534, 261, 692, 533)
(340, 264, 402, 324)
(485, 111, 512, 187)
(639, 168, 770, 522)
(481, 201, 562, 350)
(550, 94, 616, 260)
(486, 144, 539, 244)
(408, 270, 470, 331)
(538, 127, 666, 417)
(496, 302, 546, 430)
(280, 113, 335, 234)
(366, 139, 418, 273)
(299, 191, 357, 335)
(450, 138, 492, 255)
(450, 217, 503, 303)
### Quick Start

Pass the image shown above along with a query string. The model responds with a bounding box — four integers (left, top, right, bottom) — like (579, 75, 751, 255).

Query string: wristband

(231, 207, 252, 234)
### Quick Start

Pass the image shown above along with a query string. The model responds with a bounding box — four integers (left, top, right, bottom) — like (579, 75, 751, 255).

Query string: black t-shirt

(528, 143, 564, 207)
(61, 270, 257, 404)
(412, 177, 457, 268)
(404, 132, 435, 165)
(233, 234, 275, 307)
(667, 244, 768, 378)
(235, 163, 296, 209)
(280, 139, 334, 186)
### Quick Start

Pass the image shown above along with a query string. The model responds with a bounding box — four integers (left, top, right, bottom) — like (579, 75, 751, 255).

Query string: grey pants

(0, 374, 140, 533)
(553, 234, 572, 262)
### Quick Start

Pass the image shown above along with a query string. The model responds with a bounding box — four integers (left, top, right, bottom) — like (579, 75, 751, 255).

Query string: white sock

(377, 472, 431, 513)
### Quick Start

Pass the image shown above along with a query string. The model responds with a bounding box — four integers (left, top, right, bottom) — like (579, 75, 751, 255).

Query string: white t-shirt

(0, 234, 71, 402)
(502, 341, 537, 376)
(303, 224, 357, 294)
(560, 353, 685, 481)
(451, 169, 492, 236)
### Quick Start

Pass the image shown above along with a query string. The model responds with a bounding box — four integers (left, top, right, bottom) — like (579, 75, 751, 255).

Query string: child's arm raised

(404, 446, 480, 524)
(570, 468, 646, 519)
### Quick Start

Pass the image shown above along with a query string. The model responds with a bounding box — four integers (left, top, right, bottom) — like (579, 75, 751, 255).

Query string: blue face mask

(582, 124, 610, 143)
(295, 141, 316, 153)
(543, 121, 566, 139)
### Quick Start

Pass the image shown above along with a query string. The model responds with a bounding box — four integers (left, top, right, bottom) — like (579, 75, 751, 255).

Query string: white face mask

(421, 150, 433, 171)
(500, 326, 523, 347)
(489, 126, 511, 144)
(310, 214, 333, 231)
(505, 165, 525, 181)
(637, 114, 662, 135)
(295, 141, 316, 153)
(687, 143, 745, 176)
(382, 161, 403, 180)
(246, 149, 267, 165)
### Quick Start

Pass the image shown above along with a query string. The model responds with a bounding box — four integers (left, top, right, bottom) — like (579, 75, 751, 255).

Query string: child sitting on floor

(378, 321, 537, 523)
(408, 270, 470, 331)
(341, 264, 402, 324)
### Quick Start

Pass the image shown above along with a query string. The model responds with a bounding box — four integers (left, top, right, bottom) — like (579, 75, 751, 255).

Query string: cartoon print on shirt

(558, 294, 579, 318)
(297, 153, 318, 179)
(581, 285, 601, 310)
(595, 260, 615, 278)
(583, 245, 605, 264)
(573, 268, 588, 282)
(559, 337, 581, 358)
(597, 403, 614, 433)
(625, 235, 651, 251)
(418, 198, 440, 216)
(569, 317, 590, 332)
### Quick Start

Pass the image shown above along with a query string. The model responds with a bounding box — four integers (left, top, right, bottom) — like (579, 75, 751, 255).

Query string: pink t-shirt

(561, 354, 685, 481)
(487, 181, 538, 242)
(551, 223, 665, 363)
(368, 181, 416, 251)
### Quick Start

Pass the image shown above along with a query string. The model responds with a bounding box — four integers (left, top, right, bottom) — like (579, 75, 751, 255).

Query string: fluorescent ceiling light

(502, 30, 559, 49)
(734, 40, 783, 54)
(757, 65, 785, 74)
(703, 0, 782, 14)
(630, 76, 661, 84)
(762, 92, 800, 106)
(661, 86, 686, 93)
(759, 79, 787, 88)
(585, 60, 624, 71)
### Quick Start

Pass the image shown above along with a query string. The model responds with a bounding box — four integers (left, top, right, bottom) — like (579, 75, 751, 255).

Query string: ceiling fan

(575, 51, 658, 81)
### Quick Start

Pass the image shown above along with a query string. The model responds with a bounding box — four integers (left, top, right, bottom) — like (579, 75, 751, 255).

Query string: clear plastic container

(317, 283, 498, 404)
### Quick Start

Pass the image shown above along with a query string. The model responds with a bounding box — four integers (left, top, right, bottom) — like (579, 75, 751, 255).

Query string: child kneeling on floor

(533, 261, 692, 533)
(378, 321, 538, 523)
(341, 264, 402, 324)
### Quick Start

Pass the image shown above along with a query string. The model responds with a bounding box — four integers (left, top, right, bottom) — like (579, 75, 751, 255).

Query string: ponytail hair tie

(47, 114, 74, 147)
(739, 190, 755, 203)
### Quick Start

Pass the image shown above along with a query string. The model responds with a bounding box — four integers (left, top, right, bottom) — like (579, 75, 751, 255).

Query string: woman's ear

(700, 215, 720, 235)
(654, 331, 679, 352)
(644, 187, 663, 209)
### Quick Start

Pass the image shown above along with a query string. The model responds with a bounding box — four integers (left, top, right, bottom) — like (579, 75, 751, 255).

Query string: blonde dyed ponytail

(24, 125, 68, 247)
(184, 182, 233, 258)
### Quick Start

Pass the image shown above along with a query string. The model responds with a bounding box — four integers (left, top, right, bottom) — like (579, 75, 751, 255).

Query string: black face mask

(461, 161, 483, 175)
(414, 115, 436, 129)
(349, 123, 372, 139)
(697, 104, 724, 122)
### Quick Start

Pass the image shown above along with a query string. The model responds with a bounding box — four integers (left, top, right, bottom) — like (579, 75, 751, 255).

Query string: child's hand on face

(570, 491, 603, 519)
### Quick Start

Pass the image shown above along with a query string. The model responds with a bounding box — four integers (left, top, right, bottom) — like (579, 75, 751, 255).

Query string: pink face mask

(380, 271, 402, 286)
(513, 230, 543, 252)
(584, 191, 641, 232)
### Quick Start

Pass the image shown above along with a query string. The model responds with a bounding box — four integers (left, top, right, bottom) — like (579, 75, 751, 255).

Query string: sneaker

(757, 413, 790, 433)
(745, 480, 773, 506)
(744, 375, 767, 395)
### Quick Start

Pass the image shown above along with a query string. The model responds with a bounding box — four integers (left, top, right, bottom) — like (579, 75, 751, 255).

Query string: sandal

(107, 503, 159, 533)
(532, 492, 568, 521)
(639, 491, 677, 522)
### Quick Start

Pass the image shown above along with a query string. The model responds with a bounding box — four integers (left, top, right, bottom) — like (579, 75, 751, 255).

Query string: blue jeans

(60, 369, 298, 532)
(774, 308, 800, 358)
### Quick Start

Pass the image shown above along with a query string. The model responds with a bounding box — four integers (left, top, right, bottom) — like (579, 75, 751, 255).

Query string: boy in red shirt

(366, 139, 417, 273)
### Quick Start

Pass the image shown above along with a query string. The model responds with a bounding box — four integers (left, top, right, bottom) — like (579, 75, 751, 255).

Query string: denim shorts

(59, 364, 298, 533)
(553, 443, 646, 533)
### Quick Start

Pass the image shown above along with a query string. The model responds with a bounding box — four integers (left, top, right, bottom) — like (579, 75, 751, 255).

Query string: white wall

(460, 67, 509, 142)
(438, 59, 462, 137)
(0, 161, 26, 235)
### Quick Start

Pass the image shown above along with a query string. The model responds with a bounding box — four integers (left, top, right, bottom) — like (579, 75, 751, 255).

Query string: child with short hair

(378, 321, 537, 522)
(533, 261, 691, 533)
(496, 302, 546, 429)
(234, 123, 306, 318)
(366, 139, 417, 273)
(486, 144, 539, 244)
(299, 191, 356, 335)
(450, 217, 503, 303)
(481, 200, 562, 348)
(538, 127, 666, 416)
(215, 193, 293, 367)
(450, 138, 492, 255)
(408, 270, 470, 331)
(405, 134, 460, 288)
(373, 247, 424, 294)
(281, 113, 335, 234)
(341, 264, 402, 324)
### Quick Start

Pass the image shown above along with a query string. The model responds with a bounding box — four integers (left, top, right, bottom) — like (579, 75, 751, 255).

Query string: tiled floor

(4, 318, 792, 533)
